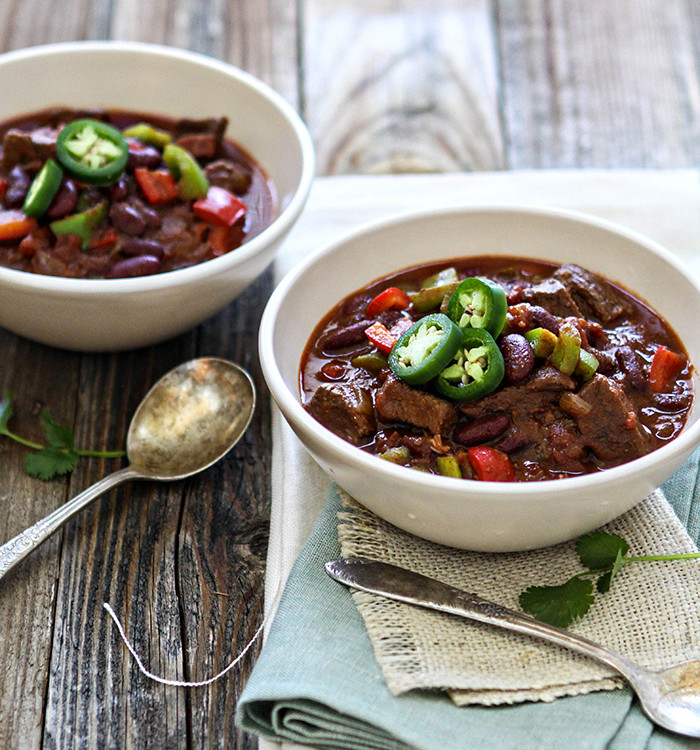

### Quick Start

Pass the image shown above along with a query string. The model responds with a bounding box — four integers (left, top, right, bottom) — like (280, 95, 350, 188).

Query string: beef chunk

(2, 127, 57, 172)
(554, 264, 631, 323)
(376, 375, 457, 435)
(521, 278, 581, 317)
(204, 159, 252, 195)
(173, 117, 228, 158)
(306, 383, 376, 444)
(574, 374, 650, 462)
(460, 365, 576, 419)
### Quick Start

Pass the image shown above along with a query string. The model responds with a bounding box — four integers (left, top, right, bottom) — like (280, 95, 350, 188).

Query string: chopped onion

(559, 392, 593, 417)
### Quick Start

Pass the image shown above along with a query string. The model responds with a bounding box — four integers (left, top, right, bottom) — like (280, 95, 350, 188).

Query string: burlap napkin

(338, 490, 700, 706)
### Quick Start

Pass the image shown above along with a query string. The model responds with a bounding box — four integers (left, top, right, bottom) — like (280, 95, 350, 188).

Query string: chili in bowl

(0, 41, 314, 350)
(300, 256, 693, 483)
(259, 206, 700, 552)
(0, 108, 275, 279)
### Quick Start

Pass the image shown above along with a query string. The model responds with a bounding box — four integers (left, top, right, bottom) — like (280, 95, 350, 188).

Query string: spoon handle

(0, 466, 140, 581)
(326, 558, 642, 683)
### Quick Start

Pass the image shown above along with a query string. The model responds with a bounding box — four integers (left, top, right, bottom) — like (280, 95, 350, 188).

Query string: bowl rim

(260, 202, 700, 498)
(0, 40, 315, 293)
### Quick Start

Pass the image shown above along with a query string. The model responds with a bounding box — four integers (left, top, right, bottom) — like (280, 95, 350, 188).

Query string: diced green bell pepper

(436, 455, 462, 478)
(378, 446, 410, 464)
(350, 353, 389, 372)
(163, 143, 209, 200)
(122, 122, 172, 149)
(524, 327, 558, 358)
(23, 158, 63, 218)
(50, 201, 106, 249)
(550, 321, 582, 375)
(574, 348, 599, 381)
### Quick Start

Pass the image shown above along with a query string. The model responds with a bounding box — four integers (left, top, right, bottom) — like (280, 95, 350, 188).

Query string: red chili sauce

(300, 257, 694, 482)
(0, 107, 276, 278)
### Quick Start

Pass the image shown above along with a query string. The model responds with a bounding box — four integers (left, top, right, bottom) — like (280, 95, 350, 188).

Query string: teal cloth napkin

(238, 453, 700, 750)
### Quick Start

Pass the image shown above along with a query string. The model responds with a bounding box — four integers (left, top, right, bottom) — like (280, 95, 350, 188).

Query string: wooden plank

(302, 0, 504, 175)
(111, 0, 300, 104)
(183, 273, 273, 748)
(496, 0, 700, 168)
(42, 345, 194, 748)
(0, 332, 85, 750)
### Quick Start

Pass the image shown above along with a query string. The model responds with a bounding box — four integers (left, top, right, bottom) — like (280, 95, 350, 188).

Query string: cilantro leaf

(519, 576, 596, 628)
(576, 531, 629, 572)
(0, 391, 13, 433)
(41, 409, 75, 450)
(596, 548, 628, 593)
(24, 447, 79, 480)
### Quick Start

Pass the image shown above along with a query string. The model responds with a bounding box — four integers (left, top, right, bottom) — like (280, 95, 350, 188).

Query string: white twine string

(103, 591, 278, 688)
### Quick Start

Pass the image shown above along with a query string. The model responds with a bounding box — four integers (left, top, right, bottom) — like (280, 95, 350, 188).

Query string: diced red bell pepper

(88, 226, 117, 250)
(467, 446, 515, 482)
(649, 345, 685, 392)
(207, 223, 244, 257)
(365, 321, 398, 354)
(366, 286, 411, 317)
(0, 177, 6, 202)
(134, 167, 179, 204)
(0, 210, 38, 241)
(193, 186, 247, 227)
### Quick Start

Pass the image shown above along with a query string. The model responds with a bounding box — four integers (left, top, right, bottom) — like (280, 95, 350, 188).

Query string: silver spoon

(326, 557, 700, 737)
(0, 357, 255, 582)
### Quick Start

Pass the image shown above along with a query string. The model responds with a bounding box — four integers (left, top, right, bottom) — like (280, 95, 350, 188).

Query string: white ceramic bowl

(0, 41, 314, 350)
(260, 206, 700, 552)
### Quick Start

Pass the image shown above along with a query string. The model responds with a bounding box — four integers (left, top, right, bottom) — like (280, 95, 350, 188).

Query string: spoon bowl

(0, 357, 256, 581)
(635, 660, 700, 736)
(127, 357, 255, 479)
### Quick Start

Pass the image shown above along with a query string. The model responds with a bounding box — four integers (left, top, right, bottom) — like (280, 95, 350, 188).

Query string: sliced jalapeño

(388, 313, 462, 385)
(434, 327, 505, 401)
(446, 277, 507, 336)
(56, 119, 129, 186)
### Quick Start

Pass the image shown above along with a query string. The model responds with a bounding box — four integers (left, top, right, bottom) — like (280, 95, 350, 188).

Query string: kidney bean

(497, 430, 532, 454)
(454, 414, 510, 446)
(4, 166, 31, 207)
(322, 320, 373, 350)
(120, 237, 165, 258)
(530, 305, 560, 334)
(106, 255, 161, 278)
(127, 143, 163, 169)
(46, 179, 79, 218)
(109, 177, 129, 201)
(139, 205, 162, 229)
(109, 202, 146, 235)
(500, 333, 535, 384)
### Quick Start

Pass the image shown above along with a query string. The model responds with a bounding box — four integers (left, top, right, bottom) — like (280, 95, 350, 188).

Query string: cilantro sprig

(519, 530, 700, 628)
(1, 391, 125, 480)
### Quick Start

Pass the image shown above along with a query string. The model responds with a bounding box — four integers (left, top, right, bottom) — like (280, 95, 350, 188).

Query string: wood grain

(302, 0, 505, 174)
(495, 0, 700, 168)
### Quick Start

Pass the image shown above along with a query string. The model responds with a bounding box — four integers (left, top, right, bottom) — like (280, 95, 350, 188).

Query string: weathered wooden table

(1, 1, 699, 748)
